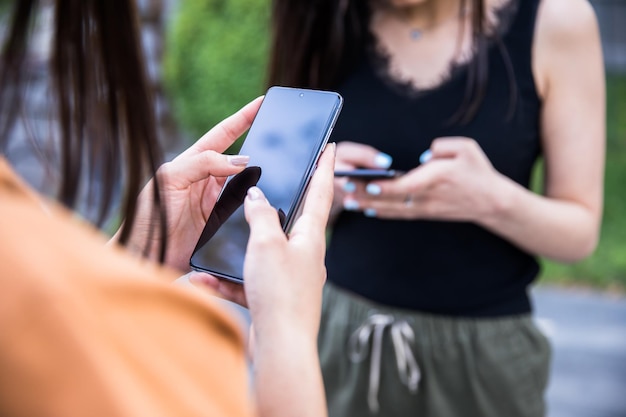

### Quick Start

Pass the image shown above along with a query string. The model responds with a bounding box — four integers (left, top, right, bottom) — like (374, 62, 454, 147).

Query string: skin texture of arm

(338, 0, 605, 263)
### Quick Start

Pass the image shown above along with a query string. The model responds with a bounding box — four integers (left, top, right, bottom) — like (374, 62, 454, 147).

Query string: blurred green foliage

(536, 75, 626, 291)
(0, 0, 12, 17)
(606, 74, 626, 148)
(162, 0, 270, 150)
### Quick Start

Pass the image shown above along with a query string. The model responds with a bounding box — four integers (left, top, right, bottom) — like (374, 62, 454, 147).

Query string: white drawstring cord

(348, 314, 421, 413)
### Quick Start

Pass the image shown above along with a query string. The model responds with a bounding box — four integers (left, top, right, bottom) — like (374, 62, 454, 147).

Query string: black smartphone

(334, 169, 404, 179)
(189, 86, 344, 283)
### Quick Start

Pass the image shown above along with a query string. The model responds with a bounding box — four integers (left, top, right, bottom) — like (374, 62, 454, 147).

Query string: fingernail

(366, 184, 381, 195)
(247, 186, 264, 200)
(419, 150, 432, 164)
(374, 153, 393, 169)
(344, 200, 360, 211)
(229, 155, 250, 166)
(364, 208, 377, 217)
(343, 181, 356, 193)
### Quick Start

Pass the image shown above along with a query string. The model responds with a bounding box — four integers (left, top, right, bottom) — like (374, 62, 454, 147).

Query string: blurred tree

(163, 0, 270, 149)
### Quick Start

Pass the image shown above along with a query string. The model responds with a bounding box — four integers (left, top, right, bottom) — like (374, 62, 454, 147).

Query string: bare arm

(478, 0, 605, 262)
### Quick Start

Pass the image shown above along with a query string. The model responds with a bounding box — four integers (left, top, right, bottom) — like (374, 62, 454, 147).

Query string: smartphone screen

(189, 86, 343, 283)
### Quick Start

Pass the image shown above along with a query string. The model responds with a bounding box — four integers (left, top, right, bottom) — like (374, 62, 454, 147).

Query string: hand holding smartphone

(334, 148, 432, 179)
(189, 86, 343, 283)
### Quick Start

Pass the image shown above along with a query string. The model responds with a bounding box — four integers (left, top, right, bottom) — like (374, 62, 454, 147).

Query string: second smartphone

(334, 169, 404, 179)
(190, 86, 344, 283)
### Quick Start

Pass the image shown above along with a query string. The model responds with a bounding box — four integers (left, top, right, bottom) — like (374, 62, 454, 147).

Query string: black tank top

(326, 0, 543, 317)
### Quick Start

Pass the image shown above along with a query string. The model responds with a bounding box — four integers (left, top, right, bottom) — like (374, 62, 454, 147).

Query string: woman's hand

(342, 137, 505, 222)
(330, 141, 393, 223)
(112, 97, 263, 271)
(190, 143, 336, 314)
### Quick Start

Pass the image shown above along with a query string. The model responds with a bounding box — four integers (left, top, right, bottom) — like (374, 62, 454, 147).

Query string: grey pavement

(533, 285, 626, 417)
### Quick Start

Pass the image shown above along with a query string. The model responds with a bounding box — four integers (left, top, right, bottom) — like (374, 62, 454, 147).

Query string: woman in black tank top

(267, 0, 605, 416)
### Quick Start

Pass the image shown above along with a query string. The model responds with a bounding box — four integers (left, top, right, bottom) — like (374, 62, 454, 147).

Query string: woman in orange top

(0, 1, 332, 417)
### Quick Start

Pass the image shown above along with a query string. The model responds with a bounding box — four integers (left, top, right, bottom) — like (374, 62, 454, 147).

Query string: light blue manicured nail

(366, 184, 381, 195)
(344, 200, 360, 211)
(343, 181, 356, 193)
(364, 208, 377, 217)
(374, 153, 393, 169)
(419, 149, 432, 164)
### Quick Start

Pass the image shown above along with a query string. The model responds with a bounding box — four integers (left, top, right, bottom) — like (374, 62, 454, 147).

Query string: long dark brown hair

(0, 0, 167, 260)
(267, 0, 517, 124)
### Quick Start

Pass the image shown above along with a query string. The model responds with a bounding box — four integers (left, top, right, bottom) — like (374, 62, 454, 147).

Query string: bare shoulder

(533, 0, 602, 97)
(535, 0, 600, 46)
